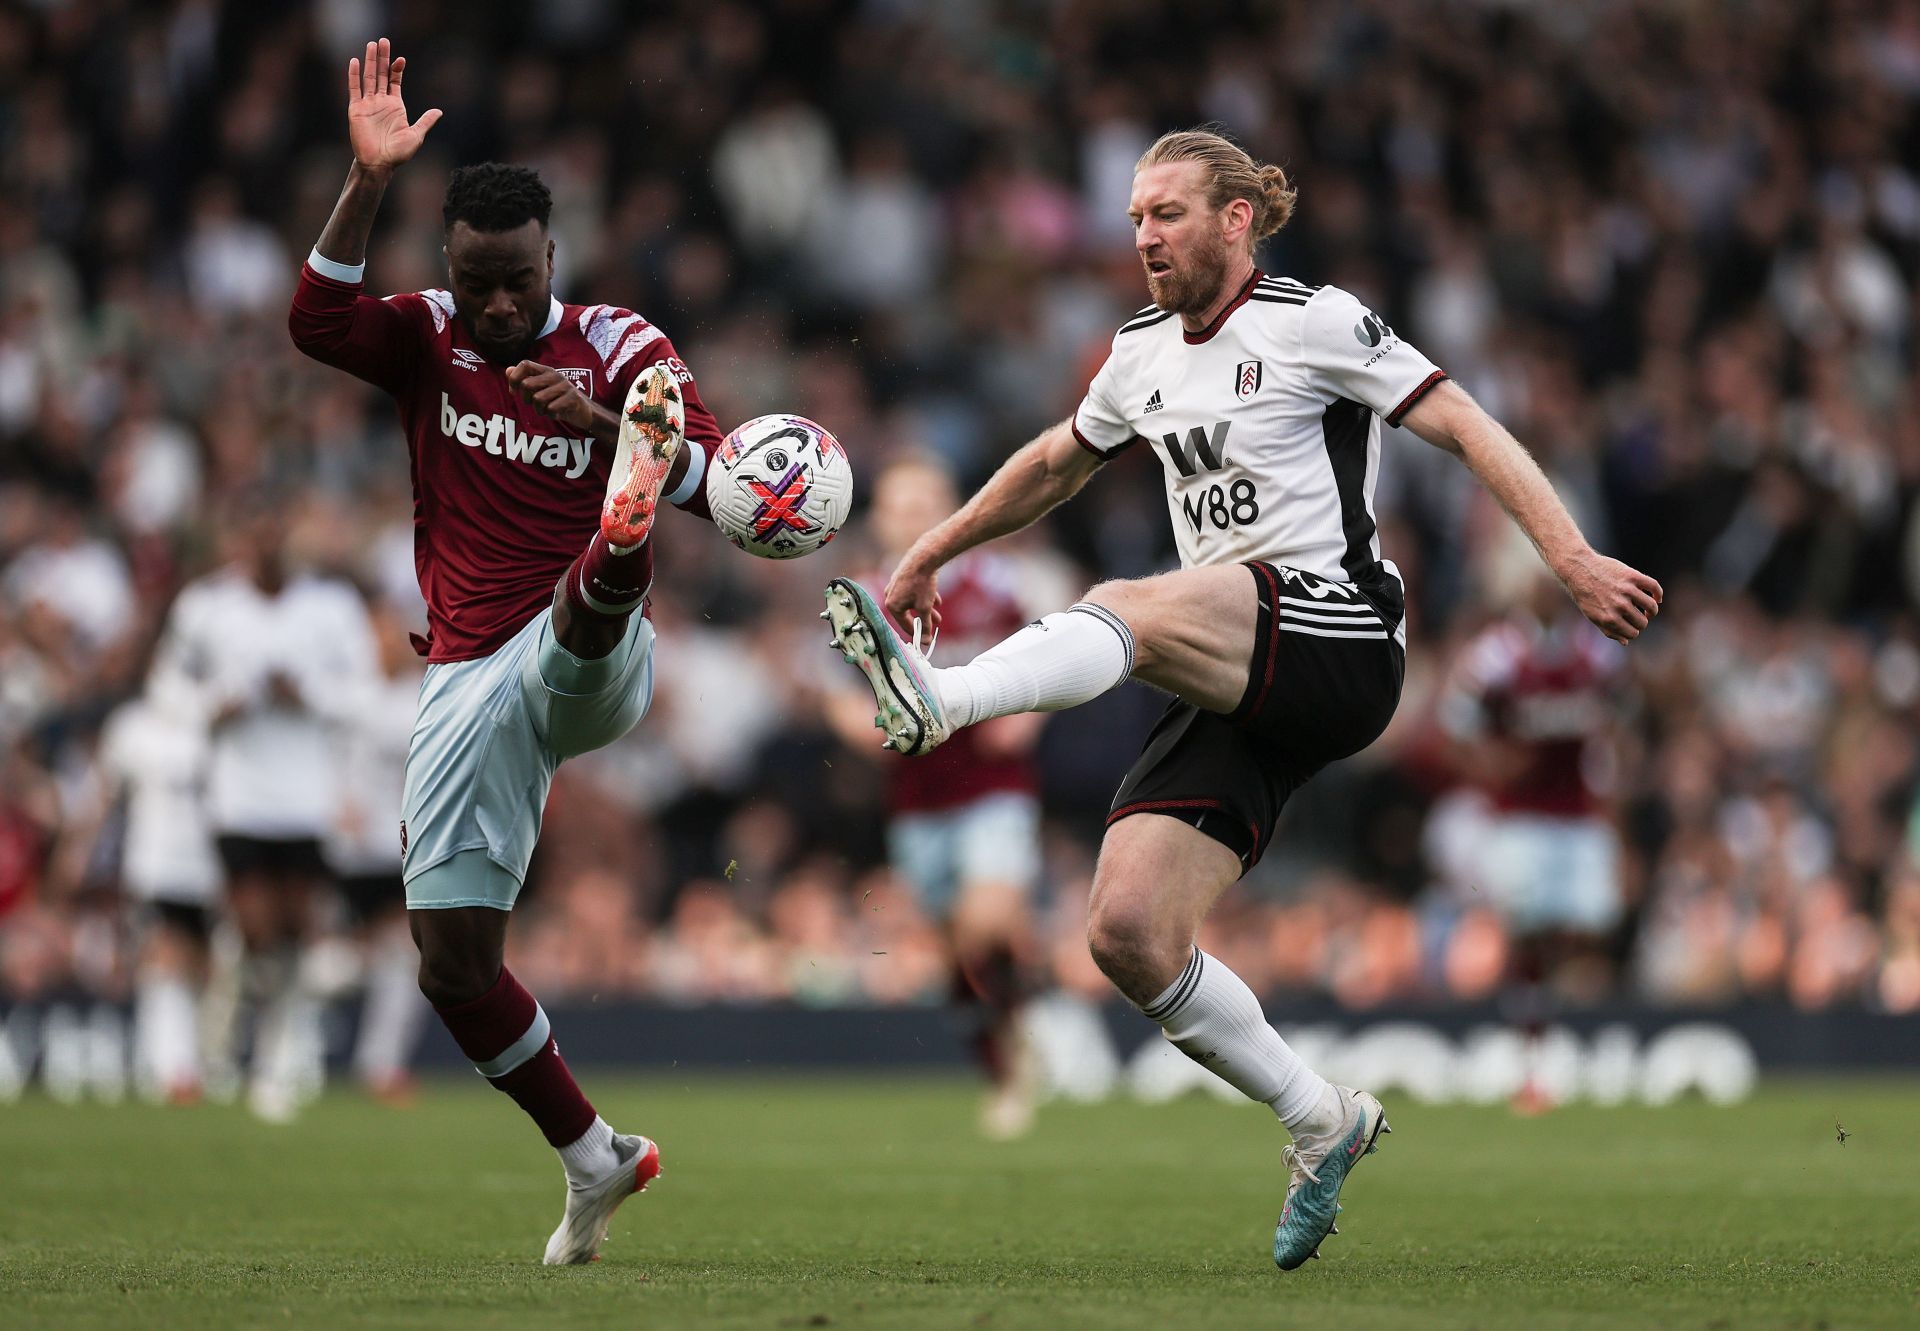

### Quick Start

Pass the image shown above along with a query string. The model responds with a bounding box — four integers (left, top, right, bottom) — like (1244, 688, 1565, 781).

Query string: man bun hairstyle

(1137, 127, 1296, 242)
(442, 162, 552, 233)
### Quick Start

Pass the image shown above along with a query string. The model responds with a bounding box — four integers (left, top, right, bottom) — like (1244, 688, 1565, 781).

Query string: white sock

(134, 972, 200, 1100)
(934, 602, 1134, 729)
(353, 929, 430, 1087)
(1139, 948, 1343, 1137)
(558, 1115, 619, 1185)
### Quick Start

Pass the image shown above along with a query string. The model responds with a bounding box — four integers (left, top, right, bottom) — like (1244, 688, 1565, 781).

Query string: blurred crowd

(5, 0, 1920, 1033)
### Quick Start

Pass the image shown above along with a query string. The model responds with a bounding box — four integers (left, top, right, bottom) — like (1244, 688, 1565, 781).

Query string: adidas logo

(1143, 389, 1164, 414)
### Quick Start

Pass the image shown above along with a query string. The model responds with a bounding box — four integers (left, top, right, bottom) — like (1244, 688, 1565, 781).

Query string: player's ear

(1222, 197, 1253, 243)
(545, 238, 554, 276)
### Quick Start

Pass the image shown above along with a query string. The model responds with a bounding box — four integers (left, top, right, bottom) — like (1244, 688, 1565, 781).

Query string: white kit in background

(97, 694, 222, 1101)
(150, 565, 379, 1117)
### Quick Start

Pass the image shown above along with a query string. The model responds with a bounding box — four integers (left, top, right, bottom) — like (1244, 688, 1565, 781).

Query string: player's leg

(824, 563, 1255, 755)
(247, 852, 327, 1123)
(403, 597, 662, 1262)
(1089, 810, 1345, 1126)
(1093, 803, 1388, 1270)
(892, 798, 1041, 1138)
(215, 846, 300, 1119)
(947, 795, 1043, 1139)
(131, 903, 210, 1104)
(1092, 568, 1405, 1267)
(342, 876, 428, 1104)
(408, 884, 626, 1152)
(549, 363, 691, 661)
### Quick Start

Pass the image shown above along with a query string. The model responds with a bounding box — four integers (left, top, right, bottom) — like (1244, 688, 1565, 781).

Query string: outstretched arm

(290, 39, 443, 390)
(317, 38, 442, 266)
(885, 418, 1101, 629)
(1400, 380, 1662, 642)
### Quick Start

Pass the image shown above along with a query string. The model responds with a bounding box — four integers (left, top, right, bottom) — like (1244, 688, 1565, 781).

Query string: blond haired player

(825, 128, 1663, 1268)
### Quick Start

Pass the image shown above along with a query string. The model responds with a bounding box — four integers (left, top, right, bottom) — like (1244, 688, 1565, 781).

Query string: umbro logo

(450, 348, 486, 372)
(1143, 389, 1164, 414)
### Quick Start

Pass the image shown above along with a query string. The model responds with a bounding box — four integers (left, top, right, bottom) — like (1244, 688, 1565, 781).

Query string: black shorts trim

(144, 900, 215, 940)
(1106, 797, 1263, 867)
(335, 871, 405, 922)
(1106, 563, 1404, 873)
(216, 835, 329, 881)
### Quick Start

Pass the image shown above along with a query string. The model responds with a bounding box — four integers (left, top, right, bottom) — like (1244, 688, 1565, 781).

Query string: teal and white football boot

(1273, 1086, 1390, 1270)
(822, 577, 951, 756)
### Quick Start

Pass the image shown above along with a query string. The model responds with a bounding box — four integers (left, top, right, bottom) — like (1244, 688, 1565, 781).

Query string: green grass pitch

(4, 1073, 1918, 1329)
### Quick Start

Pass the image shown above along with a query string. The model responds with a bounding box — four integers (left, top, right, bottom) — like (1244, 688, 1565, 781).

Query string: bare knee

(1085, 578, 1154, 634)
(409, 910, 505, 1008)
(1086, 893, 1189, 1006)
(1084, 577, 1173, 673)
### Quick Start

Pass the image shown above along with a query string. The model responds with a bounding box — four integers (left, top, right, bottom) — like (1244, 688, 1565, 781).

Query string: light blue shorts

(1478, 813, 1622, 934)
(402, 607, 655, 910)
(888, 792, 1041, 922)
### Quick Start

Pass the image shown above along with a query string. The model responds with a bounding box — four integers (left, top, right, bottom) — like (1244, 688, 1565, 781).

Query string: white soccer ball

(705, 413, 853, 559)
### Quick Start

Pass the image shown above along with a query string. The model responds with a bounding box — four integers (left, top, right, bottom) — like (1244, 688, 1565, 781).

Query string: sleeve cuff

(1386, 370, 1448, 427)
(1071, 414, 1131, 462)
(306, 248, 366, 284)
(666, 438, 708, 506)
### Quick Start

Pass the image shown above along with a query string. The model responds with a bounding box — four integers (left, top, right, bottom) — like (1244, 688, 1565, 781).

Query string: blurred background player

(288, 39, 724, 1263)
(1438, 566, 1625, 1112)
(78, 682, 222, 1103)
(827, 452, 1047, 1139)
(326, 594, 430, 1105)
(148, 502, 376, 1122)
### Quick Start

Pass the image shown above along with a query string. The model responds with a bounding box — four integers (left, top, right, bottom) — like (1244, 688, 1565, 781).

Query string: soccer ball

(705, 414, 853, 559)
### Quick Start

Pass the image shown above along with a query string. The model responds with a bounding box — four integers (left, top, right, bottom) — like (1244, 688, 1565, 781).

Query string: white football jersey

(147, 567, 378, 840)
(1073, 272, 1445, 640)
(98, 698, 221, 903)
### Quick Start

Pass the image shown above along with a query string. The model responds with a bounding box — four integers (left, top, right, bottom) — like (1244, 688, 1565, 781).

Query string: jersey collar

(536, 296, 563, 342)
(1182, 267, 1262, 345)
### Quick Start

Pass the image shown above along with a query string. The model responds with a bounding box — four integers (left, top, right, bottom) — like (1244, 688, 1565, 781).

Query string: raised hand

(348, 37, 441, 174)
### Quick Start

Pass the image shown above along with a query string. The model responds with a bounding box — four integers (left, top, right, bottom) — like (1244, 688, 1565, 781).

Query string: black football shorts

(1107, 562, 1405, 871)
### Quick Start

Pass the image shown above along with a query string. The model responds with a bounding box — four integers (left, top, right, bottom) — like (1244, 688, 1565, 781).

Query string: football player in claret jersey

(825, 128, 1665, 1268)
(289, 40, 724, 1263)
(1440, 572, 1626, 1112)
(826, 453, 1047, 1138)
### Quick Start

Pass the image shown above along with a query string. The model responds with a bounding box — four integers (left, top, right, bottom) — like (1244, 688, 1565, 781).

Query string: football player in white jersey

(825, 128, 1663, 1270)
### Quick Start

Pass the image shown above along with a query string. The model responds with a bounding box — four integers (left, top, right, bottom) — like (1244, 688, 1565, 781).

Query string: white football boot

(542, 1132, 662, 1265)
(603, 365, 685, 549)
(822, 577, 951, 755)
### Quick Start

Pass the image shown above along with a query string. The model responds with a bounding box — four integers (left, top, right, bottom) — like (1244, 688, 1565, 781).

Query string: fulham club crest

(1235, 360, 1263, 401)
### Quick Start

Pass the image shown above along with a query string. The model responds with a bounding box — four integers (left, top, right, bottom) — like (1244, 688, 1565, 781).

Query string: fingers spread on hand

(378, 38, 391, 94)
(364, 41, 377, 95)
(390, 55, 405, 90)
(348, 57, 361, 103)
